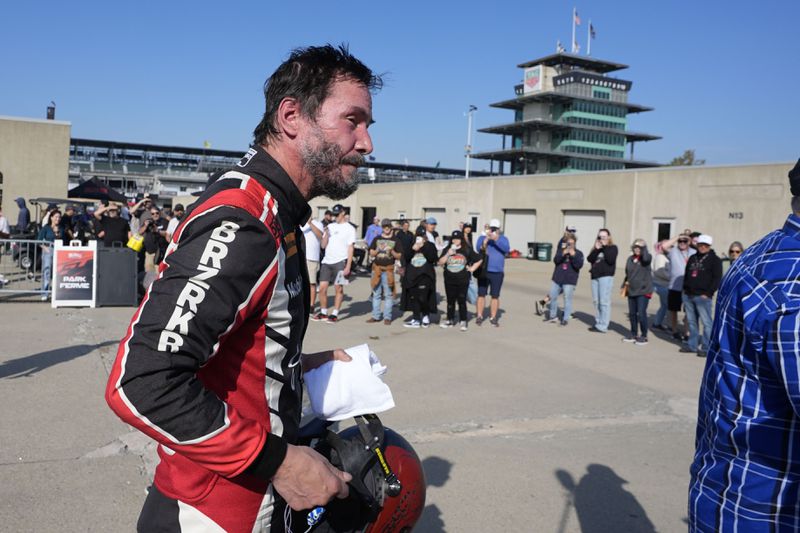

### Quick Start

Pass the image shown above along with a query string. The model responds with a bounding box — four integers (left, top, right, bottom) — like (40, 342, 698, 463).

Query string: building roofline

(517, 52, 628, 73)
(471, 147, 660, 168)
(477, 118, 660, 142)
(0, 115, 72, 127)
(489, 92, 653, 113)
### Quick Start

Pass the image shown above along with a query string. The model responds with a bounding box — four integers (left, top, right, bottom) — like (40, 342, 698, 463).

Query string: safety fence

(0, 238, 49, 297)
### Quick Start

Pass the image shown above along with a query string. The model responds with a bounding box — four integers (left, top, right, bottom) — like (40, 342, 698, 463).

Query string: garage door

(424, 208, 449, 233)
(503, 209, 537, 252)
(563, 210, 606, 255)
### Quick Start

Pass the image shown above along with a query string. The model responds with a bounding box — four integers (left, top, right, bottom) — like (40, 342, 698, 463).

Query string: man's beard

(302, 130, 364, 200)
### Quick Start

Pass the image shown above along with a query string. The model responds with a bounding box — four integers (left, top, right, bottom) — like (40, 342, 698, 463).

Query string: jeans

(548, 282, 576, 323)
(445, 281, 468, 322)
(371, 271, 394, 321)
(627, 295, 649, 337)
(41, 247, 53, 293)
(591, 276, 614, 332)
(653, 284, 669, 327)
(683, 293, 713, 351)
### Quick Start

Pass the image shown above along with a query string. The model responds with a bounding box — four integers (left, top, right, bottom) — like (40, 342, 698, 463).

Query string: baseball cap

(331, 204, 345, 215)
(489, 218, 501, 229)
(697, 234, 713, 246)
(173, 203, 185, 211)
(425, 216, 437, 225)
(380, 218, 392, 227)
(451, 230, 463, 240)
(566, 225, 577, 233)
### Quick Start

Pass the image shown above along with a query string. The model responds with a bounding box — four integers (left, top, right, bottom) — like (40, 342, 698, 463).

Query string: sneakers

(559, 320, 568, 327)
(622, 336, 637, 343)
(546, 317, 559, 324)
(366, 317, 381, 324)
(588, 326, 607, 333)
(634, 336, 649, 346)
(489, 317, 499, 328)
(327, 315, 338, 324)
(475, 316, 484, 326)
(383, 319, 391, 325)
(440, 320, 452, 329)
(679, 347, 695, 354)
(535, 299, 546, 316)
(404, 320, 421, 329)
(421, 316, 430, 328)
(459, 321, 468, 331)
(311, 312, 327, 322)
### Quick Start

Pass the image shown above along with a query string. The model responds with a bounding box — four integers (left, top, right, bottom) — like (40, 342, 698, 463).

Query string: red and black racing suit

(106, 147, 311, 532)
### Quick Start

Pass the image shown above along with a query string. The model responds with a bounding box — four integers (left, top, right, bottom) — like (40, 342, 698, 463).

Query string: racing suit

(106, 146, 311, 532)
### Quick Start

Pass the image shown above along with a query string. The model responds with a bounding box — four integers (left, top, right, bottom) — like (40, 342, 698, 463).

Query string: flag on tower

(590, 23, 596, 39)
(574, 10, 581, 25)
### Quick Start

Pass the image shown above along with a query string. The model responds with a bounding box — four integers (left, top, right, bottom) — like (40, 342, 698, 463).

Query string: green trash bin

(536, 242, 552, 262)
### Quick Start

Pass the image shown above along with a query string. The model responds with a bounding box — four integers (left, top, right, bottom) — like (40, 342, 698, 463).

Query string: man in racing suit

(106, 44, 381, 532)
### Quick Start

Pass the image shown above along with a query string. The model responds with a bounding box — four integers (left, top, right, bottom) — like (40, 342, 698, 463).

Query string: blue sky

(2, 1, 798, 170)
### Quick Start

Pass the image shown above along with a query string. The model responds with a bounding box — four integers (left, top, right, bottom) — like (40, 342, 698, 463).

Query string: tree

(668, 149, 705, 166)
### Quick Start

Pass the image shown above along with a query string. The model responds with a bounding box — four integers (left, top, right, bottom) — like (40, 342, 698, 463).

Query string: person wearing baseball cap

(475, 217, 510, 327)
(690, 158, 800, 529)
(680, 233, 722, 356)
(315, 204, 356, 323)
(438, 229, 483, 330)
(366, 218, 402, 325)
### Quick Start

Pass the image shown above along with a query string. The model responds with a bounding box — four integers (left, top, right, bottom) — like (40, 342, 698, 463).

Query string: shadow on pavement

(571, 311, 630, 337)
(555, 465, 656, 533)
(0, 340, 118, 379)
(416, 456, 452, 532)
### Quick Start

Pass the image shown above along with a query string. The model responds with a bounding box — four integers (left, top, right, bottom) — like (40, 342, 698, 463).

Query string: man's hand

(272, 444, 352, 511)
(301, 348, 352, 373)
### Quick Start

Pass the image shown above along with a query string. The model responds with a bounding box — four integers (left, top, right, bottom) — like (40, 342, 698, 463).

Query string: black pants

(445, 281, 468, 322)
(409, 283, 433, 321)
(627, 295, 649, 337)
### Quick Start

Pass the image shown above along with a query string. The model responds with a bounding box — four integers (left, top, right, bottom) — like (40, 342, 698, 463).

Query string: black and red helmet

(309, 415, 426, 532)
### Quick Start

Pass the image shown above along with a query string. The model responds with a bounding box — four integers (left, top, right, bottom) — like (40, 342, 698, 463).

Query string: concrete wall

(0, 116, 71, 228)
(310, 161, 794, 256)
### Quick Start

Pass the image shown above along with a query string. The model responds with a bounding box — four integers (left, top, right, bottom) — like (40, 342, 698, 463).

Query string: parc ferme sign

(52, 241, 97, 308)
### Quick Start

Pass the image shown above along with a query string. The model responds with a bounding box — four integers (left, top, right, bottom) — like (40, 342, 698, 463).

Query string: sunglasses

(678, 240, 689, 244)
(150, 211, 160, 215)
(729, 249, 742, 254)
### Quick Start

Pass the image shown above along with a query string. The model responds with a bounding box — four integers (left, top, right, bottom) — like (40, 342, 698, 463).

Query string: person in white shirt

(313, 204, 355, 323)
(302, 216, 324, 312)
(165, 203, 185, 241)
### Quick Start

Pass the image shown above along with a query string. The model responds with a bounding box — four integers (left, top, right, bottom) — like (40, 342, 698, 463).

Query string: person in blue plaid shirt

(689, 159, 800, 532)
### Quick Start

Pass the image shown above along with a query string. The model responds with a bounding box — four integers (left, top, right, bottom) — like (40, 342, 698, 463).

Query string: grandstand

(69, 138, 489, 200)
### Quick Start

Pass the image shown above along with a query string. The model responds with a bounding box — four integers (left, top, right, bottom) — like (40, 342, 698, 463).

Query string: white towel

(304, 344, 394, 421)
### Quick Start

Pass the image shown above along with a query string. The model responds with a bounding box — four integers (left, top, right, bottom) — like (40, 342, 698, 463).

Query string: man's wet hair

(253, 44, 383, 146)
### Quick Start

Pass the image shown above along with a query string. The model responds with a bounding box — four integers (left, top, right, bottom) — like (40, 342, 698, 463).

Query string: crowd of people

(2, 194, 186, 299)
(302, 208, 510, 331)
(537, 226, 735, 355)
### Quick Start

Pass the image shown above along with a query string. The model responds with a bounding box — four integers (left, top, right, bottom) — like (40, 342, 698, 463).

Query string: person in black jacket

(680, 234, 723, 356)
(586, 228, 619, 333)
(546, 232, 584, 326)
(403, 226, 438, 328)
(622, 239, 653, 345)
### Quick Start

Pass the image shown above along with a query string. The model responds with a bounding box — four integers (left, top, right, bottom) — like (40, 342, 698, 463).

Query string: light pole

(465, 105, 477, 179)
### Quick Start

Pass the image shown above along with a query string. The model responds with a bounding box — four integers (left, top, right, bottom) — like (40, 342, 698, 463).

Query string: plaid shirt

(690, 214, 800, 532)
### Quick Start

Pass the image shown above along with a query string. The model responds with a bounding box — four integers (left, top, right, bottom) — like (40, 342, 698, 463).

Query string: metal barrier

(0, 238, 49, 295)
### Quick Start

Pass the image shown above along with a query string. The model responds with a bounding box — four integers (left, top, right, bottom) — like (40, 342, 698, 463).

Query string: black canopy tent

(68, 177, 127, 203)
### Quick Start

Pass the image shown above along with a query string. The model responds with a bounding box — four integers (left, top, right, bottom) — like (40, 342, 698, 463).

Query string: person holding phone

(587, 228, 619, 333)
(622, 239, 653, 345)
(475, 218, 510, 327)
(546, 232, 584, 326)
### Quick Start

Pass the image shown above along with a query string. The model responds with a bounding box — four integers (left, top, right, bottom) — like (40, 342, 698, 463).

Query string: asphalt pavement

(0, 258, 703, 532)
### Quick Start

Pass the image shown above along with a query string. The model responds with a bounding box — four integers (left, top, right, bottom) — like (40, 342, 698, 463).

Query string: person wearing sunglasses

(722, 241, 744, 277)
(661, 232, 695, 342)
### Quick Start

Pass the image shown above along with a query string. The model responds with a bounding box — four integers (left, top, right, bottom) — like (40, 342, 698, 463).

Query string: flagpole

(587, 19, 591, 56)
(571, 8, 576, 53)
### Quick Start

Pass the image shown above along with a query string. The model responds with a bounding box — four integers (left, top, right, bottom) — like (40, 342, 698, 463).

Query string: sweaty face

(301, 79, 373, 200)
